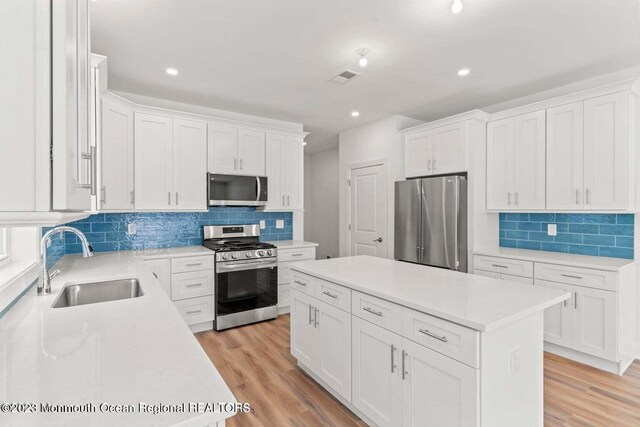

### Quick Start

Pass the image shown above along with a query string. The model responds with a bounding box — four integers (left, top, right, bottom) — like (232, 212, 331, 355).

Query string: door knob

(373, 237, 383, 243)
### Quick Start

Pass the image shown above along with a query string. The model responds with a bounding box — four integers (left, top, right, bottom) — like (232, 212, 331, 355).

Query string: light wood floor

(196, 315, 640, 427)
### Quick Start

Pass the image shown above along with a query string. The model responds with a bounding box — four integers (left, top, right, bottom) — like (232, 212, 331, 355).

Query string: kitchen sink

(52, 279, 143, 308)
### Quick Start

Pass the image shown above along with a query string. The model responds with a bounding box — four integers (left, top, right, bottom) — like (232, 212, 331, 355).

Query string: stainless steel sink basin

(52, 279, 143, 308)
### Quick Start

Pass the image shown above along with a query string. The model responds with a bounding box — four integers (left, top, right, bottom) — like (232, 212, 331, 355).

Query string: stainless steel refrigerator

(394, 175, 468, 272)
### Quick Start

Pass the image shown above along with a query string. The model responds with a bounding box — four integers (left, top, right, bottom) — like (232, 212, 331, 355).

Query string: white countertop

(265, 240, 318, 250)
(0, 252, 236, 426)
(474, 247, 636, 271)
(134, 245, 214, 260)
(291, 256, 570, 332)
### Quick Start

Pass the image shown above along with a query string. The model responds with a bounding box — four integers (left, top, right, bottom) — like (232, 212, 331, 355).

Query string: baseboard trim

(278, 305, 290, 315)
(544, 343, 630, 375)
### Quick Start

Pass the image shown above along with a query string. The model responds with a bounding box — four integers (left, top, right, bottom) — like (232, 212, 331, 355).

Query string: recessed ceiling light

(166, 68, 179, 76)
(457, 68, 470, 77)
(351, 111, 360, 117)
(356, 48, 370, 68)
(451, 0, 463, 14)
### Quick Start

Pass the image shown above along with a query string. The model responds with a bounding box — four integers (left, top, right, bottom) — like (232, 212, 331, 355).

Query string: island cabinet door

(290, 290, 318, 368)
(535, 279, 573, 347)
(316, 301, 352, 401)
(352, 317, 402, 427)
(572, 286, 617, 361)
(401, 338, 479, 427)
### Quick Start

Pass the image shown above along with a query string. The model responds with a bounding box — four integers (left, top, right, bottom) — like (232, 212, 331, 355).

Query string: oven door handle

(256, 177, 261, 203)
(217, 259, 277, 273)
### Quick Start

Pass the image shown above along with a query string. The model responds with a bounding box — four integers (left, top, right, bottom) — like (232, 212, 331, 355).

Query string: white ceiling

(91, 0, 640, 153)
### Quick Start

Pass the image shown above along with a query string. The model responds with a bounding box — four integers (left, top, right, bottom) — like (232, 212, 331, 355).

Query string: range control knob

(246, 252, 252, 258)
(221, 254, 229, 260)
(267, 249, 274, 256)
(231, 253, 238, 260)
(257, 250, 265, 257)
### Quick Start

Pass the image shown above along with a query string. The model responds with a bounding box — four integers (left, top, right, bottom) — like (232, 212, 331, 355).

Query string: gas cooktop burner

(204, 241, 276, 252)
(202, 224, 278, 262)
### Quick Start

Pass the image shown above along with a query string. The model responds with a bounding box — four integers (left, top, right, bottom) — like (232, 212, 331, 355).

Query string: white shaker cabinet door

(404, 131, 431, 178)
(134, 113, 173, 210)
(238, 128, 265, 176)
(513, 111, 546, 210)
(207, 123, 238, 174)
(572, 286, 617, 361)
(352, 317, 402, 427)
(100, 94, 134, 210)
(144, 258, 171, 297)
(316, 301, 351, 401)
(486, 118, 513, 210)
(546, 102, 584, 210)
(283, 137, 304, 209)
(401, 338, 479, 427)
(265, 133, 285, 209)
(173, 119, 207, 210)
(535, 279, 573, 348)
(290, 290, 318, 369)
(431, 122, 466, 175)
(583, 92, 629, 210)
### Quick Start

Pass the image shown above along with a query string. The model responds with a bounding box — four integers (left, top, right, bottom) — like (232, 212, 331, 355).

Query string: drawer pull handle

(363, 307, 383, 317)
(186, 310, 202, 315)
(309, 305, 313, 325)
(418, 328, 448, 343)
(322, 291, 338, 299)
(402, 350, 408, 380)
(186, 263, 203, 267)
(186, 283, 203, 288)
(390, 344, 397, 373)
(492, 264, 509, 269)
(152, 273, 158, 279)
(561, 274, 583, 280)
(291, 254, 304, 257)
(294, 280, 307, 287)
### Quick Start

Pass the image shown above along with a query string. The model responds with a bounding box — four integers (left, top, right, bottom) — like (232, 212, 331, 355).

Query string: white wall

(338, 115, 423, 259)
(304, 147, 340, 259)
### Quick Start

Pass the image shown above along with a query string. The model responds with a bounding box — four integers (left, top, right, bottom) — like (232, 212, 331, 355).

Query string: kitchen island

(289, 255, 570, 427)
(0, 252, 236, 427)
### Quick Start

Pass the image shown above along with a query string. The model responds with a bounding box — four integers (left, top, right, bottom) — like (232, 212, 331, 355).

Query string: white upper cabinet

(207, 124, 265, 176)
(583, 92, 629, 210)
(173, 119, 207, 210)
(265, 133, 286, 210)
(404, 122, 466, 178)
(237, 129, 266, 175)
(487, 111, 545, 210)
(264, 133, 304, 210)
(100, 94, 134, 211)
(134, 113, 174, 210)
(207, 124, 238, 174)
(546, 102, 585, 210)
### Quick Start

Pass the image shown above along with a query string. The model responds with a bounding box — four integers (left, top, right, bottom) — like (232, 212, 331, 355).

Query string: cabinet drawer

(473, 255, 533, 278)
(402, 307, 479, 368)
(171, 255, 215, 273)
(317, 280, 351, 312)
(290, 271, 317, 296)
(174, 296, 214, 325)
(473, 269, 501, 279)
(502, 274, 533, 286)
(171, 270, 214, 301)
(278, 248, 315, 262)
(352, 291, 402, 334)
(534, 263, 616, 291)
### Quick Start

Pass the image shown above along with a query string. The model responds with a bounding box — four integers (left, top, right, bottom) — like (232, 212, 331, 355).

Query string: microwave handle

(256, 177, 261, 202)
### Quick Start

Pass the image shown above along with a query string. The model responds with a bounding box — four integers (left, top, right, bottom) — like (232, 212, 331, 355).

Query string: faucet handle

(48, 270, 61, 281)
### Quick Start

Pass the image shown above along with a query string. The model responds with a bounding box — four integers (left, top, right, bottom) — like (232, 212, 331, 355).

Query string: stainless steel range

(203, 224, 278, 330)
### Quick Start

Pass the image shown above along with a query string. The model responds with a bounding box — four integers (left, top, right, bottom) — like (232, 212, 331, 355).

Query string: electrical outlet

(259, 220, 266, 230)
(128, 223, 137, 235)
(276, 220, 284, 229)
(547, 223, 557, 236)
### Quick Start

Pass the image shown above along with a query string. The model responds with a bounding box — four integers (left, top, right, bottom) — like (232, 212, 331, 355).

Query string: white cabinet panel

(290, 289, 317, 368)
(265, 133, 285, 209)
(207, 123, 238, 174)
(173, 119, 207, 210)
(145, 258, 171, 297)
(284, 137, 304, 209)
(352, 317, 402, 427)
(583, 92, 629, 210)
(513, 111, 546, 210)
(237, 128, 265, 175)
(432, 122, 466, 175)
(546, 102, 584, 210)
(134, 113, 173, 210)
(572, 286, 617, 360)
(401, 337, 479, 427)
(316, 302, 351, 401)
(486, 118, 513, 210)
(100, 94, 134, 210)
(535, 279, 573, 348)
(404, 131, 431, 178)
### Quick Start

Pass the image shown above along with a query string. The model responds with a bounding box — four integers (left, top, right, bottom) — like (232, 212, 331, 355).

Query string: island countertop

(291, 255, 570, 332)
(0, 252, 236, 427)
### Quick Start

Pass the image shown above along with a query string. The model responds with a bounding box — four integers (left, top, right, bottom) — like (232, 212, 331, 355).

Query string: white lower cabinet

(535, 280, 572, 348)
(276, 246, 316, 313)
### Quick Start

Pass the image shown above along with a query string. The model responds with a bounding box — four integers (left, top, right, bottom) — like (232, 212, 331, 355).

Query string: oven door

(208, 173, 268, 206)
(215, 259, 278, 317)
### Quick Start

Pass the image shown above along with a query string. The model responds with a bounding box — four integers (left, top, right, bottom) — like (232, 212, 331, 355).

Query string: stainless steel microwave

(207, 173, 268, 207)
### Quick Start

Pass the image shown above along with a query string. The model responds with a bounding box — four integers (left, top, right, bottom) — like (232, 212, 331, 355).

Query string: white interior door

(134, 112, 173, 210)
(583, 92, 628, 210)
(238, 128, 265, 175)
(513, 111, 546, 210)
(546, 102, 584, 210)
(173, 119, 207, 210)
(348, 163, 388, 258)
(486, 118, 514, 210)
(207, 123, 238, 174)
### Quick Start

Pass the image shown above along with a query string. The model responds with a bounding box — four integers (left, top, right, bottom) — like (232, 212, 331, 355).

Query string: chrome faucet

(40, 226, 94, 294)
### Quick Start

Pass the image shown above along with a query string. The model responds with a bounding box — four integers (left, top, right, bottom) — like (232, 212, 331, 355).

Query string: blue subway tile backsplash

(499, 213, 634, 259)
(53, 207, 292, 258)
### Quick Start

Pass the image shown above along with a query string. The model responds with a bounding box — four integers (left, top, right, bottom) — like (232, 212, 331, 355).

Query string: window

(0, 228, 9, 267)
